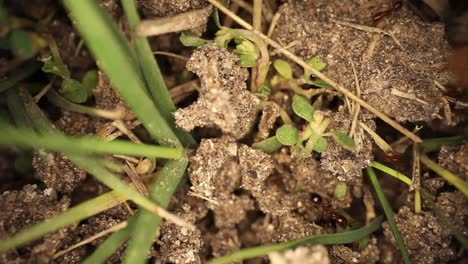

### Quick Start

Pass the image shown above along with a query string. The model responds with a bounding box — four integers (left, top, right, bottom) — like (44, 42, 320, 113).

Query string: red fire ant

(311, 194, 348, 227)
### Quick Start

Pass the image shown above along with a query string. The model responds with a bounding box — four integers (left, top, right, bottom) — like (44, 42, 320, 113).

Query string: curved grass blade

(207, 215, 384, 264)
(0, 61, 42, 93)
(420, 154, 468, 196)
(0, 190, 128, 252)
(120, 0, 195, 148)
(366, 167, 411, 264)
(62, 0, 182, 148)
(0, 122, 184, 159)
(372, 161, 413, 185)
(123, 158, 189, 264)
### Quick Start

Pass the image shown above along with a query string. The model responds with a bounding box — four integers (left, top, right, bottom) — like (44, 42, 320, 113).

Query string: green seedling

(179, 32, 211, 47)
(41, 39, 98, 103)
(254, 94, 356, 156)
(234, 38, 259, 68)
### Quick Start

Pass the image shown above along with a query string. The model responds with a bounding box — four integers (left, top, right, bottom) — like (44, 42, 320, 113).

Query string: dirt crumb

(253, 213, 322, 243)
(238, 144, 275, 194)
(329, 245, 360, 264)
(257, 103, 281, 140)
(320, 110, 374, 184)
(290, 157, 337, 198)
(0, 185, 71, 263)
(188, 136, 240, 199)
(138, 0, 208, 18)
(382, 206, 456, 263)
(208, 194, 254, 229)
(175, 44, 260, 139)
(210, 229, 241, 259)
(435, 191, 467, 233)
(159, 204, 203, 264)
(438, 143, 468, 181)
(32, 151, 86, 194)
(269, 245, 330, 264)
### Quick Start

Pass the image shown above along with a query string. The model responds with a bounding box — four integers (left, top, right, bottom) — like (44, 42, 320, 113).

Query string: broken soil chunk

(208, 194, 254, 229)
(32, 151, 86, 194)
(188, 136, 240, 199)
(210, 229, 241, 259)
(382, 206, 456, 263)
(0, 185, 70, 263)
(138, 0, 208, 18)
(159, 204, 203, 264)
(238, 144, 275, 194)
(175, 44, 260, 139)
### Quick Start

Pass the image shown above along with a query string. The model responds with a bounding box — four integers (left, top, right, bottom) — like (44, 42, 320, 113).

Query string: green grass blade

(0, 190, 128, 252)
(372, 161, 413, 185)
(5, 88, 34, 128)
(82, 218, 135, 264)
(0, 61, 42, 93)
(62, 0, 182, 147)
(420, 154, 468, 196)
(207, 215, 384, 264)
(123, 158, 189, 264)
(120, 0, 196, 148)
(366, 167, 411, 264)
(0, 122, 184, 159)
(421, 136, 464, 153)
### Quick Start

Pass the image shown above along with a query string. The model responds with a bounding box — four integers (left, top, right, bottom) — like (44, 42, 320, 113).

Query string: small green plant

(41, 39, 98, 103)
(253, 94, 356, 157)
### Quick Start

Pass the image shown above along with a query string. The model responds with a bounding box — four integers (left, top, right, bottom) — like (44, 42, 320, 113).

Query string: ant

(311, 193, 348, 227)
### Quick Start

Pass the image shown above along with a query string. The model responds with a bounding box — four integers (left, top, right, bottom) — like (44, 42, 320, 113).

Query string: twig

(412, 143, 421, 213)
(267, 12, 281, 38)
(188, 191, 220, 205)
(124, 161, 150, 197)
(349, 56, 361, 137)
(112, 120, 142, 144)
(136, 6, 212, 36)
(231, 0, 253, 13)
(253, 0, 263, 31)
(207, 0, 422, 143)
(360, 122, 393, 153)
(53, 221, 128, 259)
(391, 88, 428, 105)
(331, 19, 403, 49)
(34, 79, 55, 103)
(153, 51, 189, 61)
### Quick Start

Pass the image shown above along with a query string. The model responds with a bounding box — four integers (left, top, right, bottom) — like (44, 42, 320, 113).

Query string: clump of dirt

(32, 151, 86, 194)
(159, 204, 203, 264)
(210, 228, 241, 259)
(138, 0, 208, 18)
(208, 194, 254, 229)
(0, 185, 70, 263)
(272, 0, 449, 122)
(438, 143, 468, 180)
(175, 44, 260, 139)
(320, 110, 375, 185)
(382, 206, 456, 263)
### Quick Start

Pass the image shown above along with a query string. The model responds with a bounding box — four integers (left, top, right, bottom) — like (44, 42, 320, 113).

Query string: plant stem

(372, 161, 413, 185)
(420, 154, 468, 196)
(367, 167, 411, 264)
(207, 215, 384, 264)
(303, 117, 330, 155)
(253, 0, 262, 31)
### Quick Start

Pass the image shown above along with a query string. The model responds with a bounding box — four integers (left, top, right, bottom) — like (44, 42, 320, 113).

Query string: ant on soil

(311, 193, 348, 227)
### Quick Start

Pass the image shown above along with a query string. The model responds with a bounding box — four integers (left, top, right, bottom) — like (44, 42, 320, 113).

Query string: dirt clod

(175, 44, 260, 139)
(269, 245, 330, 264)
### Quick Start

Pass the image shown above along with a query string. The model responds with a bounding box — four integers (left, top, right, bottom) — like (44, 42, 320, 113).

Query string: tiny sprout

(41, 39, 70, 79)
(179, 32, 211, 47)
(334, 181, 348, 199)
(60, 78, 89, 103)
(234, 39, 259, 68)
(330, 131, 357, 151)
(314, 137, 328, 153)
(273, 59, 293, 80)
(256, 85, 271, 98)
(292, 94, 315, 122)
(276, 124, 299, 146)
(308, 55, 327, 72)
(252, 136, 282, 154)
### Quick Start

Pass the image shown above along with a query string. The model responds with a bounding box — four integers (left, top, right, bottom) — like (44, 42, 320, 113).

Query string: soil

(1, 0, 467, 263)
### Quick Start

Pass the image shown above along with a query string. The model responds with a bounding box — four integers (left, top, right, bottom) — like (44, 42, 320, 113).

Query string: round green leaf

(180, 32, 211, 47)
(334, 181, 348, 199)
(252, 136, 282, 154)
(314, 137, 328, 153)
(60, 78, 89, 103)
(81, 70, 99, 95)
(331, 131, 357, 151)
(292, 94, 315, 122)
(308, 55, 326, 72)
(276, 124, 299, 146)
(273, 59, 293, 80)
